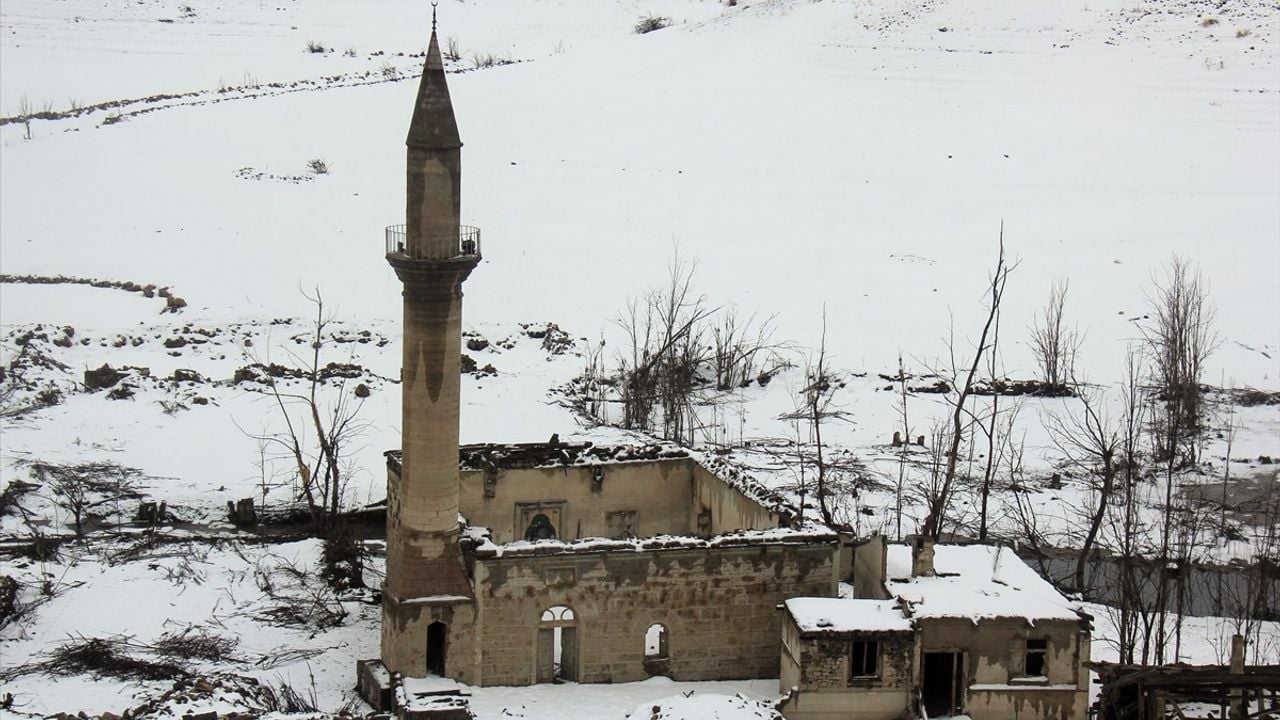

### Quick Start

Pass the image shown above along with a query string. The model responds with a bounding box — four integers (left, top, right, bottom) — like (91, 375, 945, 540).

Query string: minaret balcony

(385, 224, 482, 262)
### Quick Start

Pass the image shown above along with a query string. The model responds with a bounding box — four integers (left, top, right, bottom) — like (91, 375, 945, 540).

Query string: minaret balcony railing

(385, 224, 481, 261)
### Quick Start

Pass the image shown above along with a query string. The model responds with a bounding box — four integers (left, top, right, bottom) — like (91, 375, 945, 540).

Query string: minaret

(381, 8, 480, 677)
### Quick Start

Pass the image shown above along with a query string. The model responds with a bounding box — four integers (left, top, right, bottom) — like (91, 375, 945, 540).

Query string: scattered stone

(84, 364, 124, 390)
(171, 368, 203, 383)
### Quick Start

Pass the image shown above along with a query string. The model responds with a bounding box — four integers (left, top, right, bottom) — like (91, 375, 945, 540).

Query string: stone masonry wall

(382, 598, 478, 685)
(779, 619, 914, 720)
(471, 541, 838, 686)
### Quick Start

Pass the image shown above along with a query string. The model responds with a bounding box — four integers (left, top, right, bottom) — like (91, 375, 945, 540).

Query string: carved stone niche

(543, 566, 577, 587)
(516, 500, 566, 541)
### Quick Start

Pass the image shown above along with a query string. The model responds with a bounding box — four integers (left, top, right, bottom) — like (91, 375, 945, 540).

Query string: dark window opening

(850, 639, 879, 678)
(525, 513, 557, 541)
(1025, 638, 1048, 677)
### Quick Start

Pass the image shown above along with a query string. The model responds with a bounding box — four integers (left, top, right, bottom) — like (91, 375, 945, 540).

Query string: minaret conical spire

(407, 8, 460, 149)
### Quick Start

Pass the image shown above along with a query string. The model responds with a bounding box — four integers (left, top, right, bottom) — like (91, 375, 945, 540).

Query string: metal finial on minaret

(431, 1, 438, 32)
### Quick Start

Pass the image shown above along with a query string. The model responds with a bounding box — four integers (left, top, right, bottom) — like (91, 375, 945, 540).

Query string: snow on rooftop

(468, 526, 838, 558)
(885, 544, 1083, 623)
(785, 598, 912, 635)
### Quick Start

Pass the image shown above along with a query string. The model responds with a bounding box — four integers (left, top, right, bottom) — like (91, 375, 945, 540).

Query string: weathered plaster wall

(471, 542, 838, 686)
(915, 617, 1089, 720)
(457, 459, 779, 544)
(964, 685, 1085, 720)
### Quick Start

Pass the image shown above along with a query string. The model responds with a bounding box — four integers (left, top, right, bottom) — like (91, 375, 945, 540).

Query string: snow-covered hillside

(2, 0, 1278, 717)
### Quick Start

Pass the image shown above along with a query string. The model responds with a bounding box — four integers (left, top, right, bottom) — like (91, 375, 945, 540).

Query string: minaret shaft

(381, 21, 479, 679)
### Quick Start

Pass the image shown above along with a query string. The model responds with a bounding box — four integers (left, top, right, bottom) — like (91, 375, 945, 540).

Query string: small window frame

(849, 638, 881, 681)
(1023, 637, 1048, 678)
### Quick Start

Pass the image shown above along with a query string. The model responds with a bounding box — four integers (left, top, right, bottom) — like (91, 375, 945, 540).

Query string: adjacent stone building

(778, 539, 1092, 720)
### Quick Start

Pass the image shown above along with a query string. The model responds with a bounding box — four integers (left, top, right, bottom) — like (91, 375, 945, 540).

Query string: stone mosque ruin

(356, 15, 1091, 720)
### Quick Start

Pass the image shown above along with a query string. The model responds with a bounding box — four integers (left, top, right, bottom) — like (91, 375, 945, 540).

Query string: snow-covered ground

(3, 0, 1278, 716)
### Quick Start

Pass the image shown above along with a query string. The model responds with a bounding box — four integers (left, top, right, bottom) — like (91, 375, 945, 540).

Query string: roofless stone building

(358, 14, 1090, 720)
(360, 14, 839, 706)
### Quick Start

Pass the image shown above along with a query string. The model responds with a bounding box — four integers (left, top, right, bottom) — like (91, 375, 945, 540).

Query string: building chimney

(911, 535, 936, 577)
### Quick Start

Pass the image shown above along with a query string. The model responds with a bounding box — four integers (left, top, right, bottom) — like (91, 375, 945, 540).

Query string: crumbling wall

(457, 457, 780, 544)
(458, 460, 695, 543)
(777, 619, 913, 720)
(915, 616, 1089, 720)
(472, 541, 838, 686)
(850, 534, 889, 599)
(690, 461, 780, 534)
(381, 598, 478, 685)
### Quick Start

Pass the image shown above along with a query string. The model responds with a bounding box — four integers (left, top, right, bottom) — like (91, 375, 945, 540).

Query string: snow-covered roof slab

(785, 598, 912, 635)
(468, 526, 839, 559)
(885, 544, 1083, 623)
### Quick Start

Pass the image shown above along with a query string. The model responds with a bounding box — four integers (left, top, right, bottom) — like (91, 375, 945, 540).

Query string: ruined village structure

(357, 17, 1092, 720)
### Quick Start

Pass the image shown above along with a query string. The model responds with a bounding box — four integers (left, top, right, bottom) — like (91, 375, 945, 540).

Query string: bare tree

(711, 307, 780, 391)
(613, 254, 715, 442)
(28, 461, 141, 537)
(1143, 255, 1217, 464)
(780, 310, 849, 526)
(973, 265, 1015, 541)
(894, 353, 912, 541)
(252, 290, 370, 525)
(1102, 345, 1164, 665)
(921, 229, 1015, 539)
(1028, 279, 1080, 390)
(604, 253, 786, 447)
(1043, 380, 1121, 593)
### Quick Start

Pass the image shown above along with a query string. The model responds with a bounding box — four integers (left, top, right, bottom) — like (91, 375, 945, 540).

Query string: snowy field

(2, 0, 1279, 717)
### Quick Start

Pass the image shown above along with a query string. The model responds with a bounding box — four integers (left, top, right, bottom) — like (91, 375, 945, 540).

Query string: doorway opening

(426, 621, 447, 677)
(921, 651, 965, 717)
(537, 605, 577, 683)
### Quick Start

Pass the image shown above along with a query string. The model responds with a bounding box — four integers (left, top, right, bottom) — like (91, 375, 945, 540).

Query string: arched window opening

(525, 513, 557, 541)
(537, 605, 577, 683)
(644, 623, 668, 660)
(540, 605, 575, 624)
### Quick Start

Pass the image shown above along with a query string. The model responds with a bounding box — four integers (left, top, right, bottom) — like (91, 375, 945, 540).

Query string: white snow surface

(624, 690, 783, 720)
(785, 597, 912, 633)
(3, 0, 1280, 716)
(886, 543, 1084, 622)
